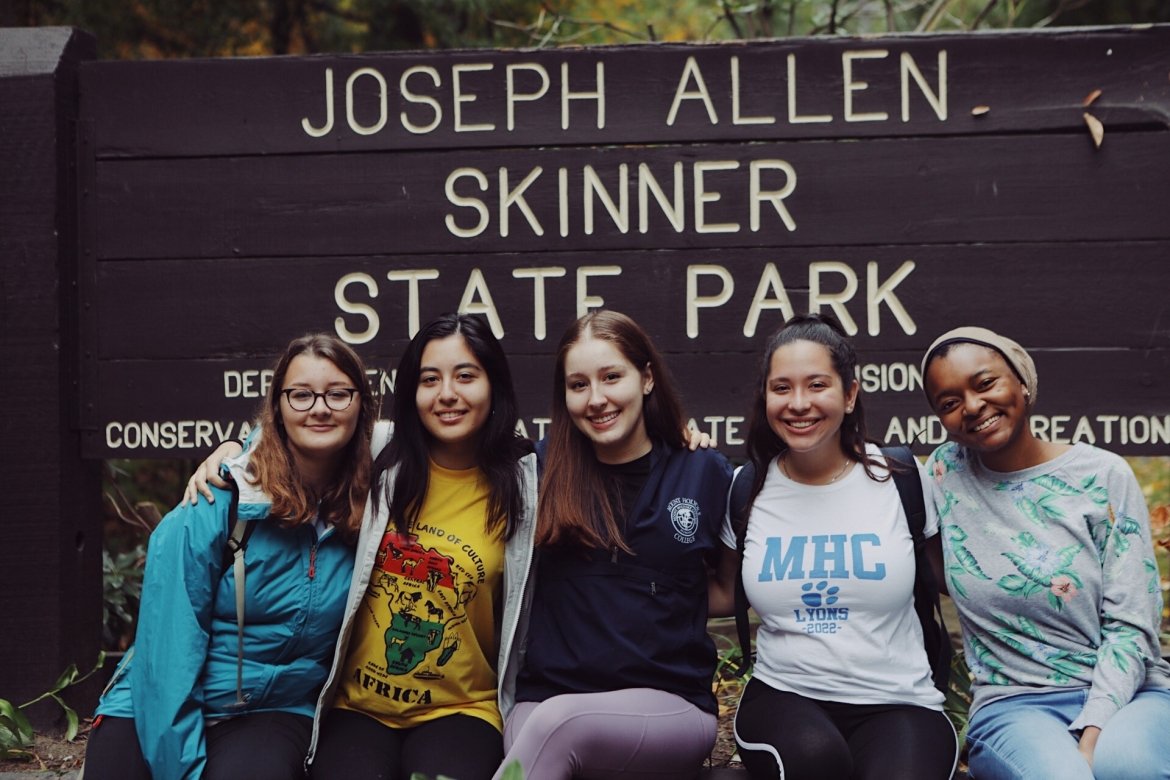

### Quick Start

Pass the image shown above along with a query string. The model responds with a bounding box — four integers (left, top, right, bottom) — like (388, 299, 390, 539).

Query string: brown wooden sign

(77, 26, 1170, 457)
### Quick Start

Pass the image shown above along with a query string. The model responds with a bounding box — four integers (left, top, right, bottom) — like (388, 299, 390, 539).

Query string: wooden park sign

(73, 25, 1170, 459)
(1, 19, 1168, 725)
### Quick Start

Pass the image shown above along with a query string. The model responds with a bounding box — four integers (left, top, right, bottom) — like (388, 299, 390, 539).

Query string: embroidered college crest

(667, 497, 700, 543)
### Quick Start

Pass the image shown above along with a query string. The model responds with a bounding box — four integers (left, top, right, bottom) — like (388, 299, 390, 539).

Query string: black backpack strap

(729, 462, 756, 678)
(881, 446, 953, 693)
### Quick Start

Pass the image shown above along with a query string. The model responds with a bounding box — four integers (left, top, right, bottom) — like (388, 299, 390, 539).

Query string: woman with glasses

(187, 314, 537, 780)
(84, 334, 376, 780)
(184, 313, 715, 779)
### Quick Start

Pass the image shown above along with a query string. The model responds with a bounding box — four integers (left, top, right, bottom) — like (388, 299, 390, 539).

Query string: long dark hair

(744, 313, 891, 500)
(250, 333, 375, 542)
(537, 310, 687, 553)
(372, 313, 531, 540)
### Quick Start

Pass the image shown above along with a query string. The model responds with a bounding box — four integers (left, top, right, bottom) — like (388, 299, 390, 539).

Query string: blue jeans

(966, 686, 1170, 780)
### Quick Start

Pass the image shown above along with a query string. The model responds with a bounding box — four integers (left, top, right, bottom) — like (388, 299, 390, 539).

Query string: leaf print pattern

(966, 633, 1010, 686)
(1033, 475, 1082, 497)
(944, 524, 990, 599)
(997, 531, 1084, 612)
(932, 443, 1165, 718)
(1013, 492, 1065, 528)
(1144, 559, 1159, 594)
(990, 614, 1095, 684)
(1079, 475, 1109, 505)
(1099, 622, 1144, 675)
(1102, 503, 1145, 557)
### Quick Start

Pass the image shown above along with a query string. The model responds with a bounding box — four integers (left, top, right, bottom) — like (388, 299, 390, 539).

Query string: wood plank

(90, 242, 1170, 360)
(85, 348, 1170, 458)
(89, 131, 1170, 260)
(0, 26, 101, 725)
(78, 26, 1170, 157)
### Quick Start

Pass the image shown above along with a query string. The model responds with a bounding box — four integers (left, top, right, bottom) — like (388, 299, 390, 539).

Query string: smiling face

(280, 354, 361, 469)
(563, 334, 654, 465)
(764, 339, 859, 461)
(925, 342, 1031, 457)
(415, 334, 492, 469)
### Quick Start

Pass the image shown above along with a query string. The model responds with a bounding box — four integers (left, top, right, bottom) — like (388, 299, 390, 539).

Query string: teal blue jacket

(96, 453, 355, 779)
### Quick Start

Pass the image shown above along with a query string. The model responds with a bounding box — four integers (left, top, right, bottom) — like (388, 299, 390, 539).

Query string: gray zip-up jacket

(306, 421, 539, 762)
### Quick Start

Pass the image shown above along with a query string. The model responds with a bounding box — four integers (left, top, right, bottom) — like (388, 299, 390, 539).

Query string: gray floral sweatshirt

(926, 442, 1170, 731)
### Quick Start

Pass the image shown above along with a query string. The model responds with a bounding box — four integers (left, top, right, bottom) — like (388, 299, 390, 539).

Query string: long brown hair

(248, 333, 375, 542)
(537, 310, 686, 553)
(372, 313, 532, 541)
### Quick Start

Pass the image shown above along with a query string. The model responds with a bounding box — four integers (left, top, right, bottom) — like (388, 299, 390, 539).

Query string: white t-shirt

(720, 444, 944, 709)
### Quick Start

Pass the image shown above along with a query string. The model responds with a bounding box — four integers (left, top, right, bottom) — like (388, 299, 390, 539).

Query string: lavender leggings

(493, 688, 717, 780)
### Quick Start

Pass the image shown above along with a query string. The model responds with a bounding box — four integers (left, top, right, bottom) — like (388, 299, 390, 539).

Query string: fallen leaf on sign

(1082, 89, 1102, 107)
(1083, 112, 1104, 148)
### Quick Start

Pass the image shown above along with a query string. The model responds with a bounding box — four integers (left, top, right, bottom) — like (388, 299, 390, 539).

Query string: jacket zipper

(309, 542, 317, 579)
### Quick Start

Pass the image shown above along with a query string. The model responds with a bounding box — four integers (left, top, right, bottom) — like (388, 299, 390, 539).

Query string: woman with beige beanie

(921, 327, 1170, 780)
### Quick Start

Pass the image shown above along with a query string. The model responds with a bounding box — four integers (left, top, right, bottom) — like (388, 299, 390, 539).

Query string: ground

(0, 723, 87, 776)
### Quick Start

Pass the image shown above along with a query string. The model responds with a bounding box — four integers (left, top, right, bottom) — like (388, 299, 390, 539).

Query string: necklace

(780, 454, 852, 485)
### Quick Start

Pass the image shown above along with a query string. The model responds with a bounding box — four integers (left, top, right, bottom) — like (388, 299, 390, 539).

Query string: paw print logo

(800, 581, 840, 607)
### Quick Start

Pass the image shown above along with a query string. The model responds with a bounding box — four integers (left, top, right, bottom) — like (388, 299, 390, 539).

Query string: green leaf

(1014, 498, 1048, 527)
(1000, 555, 1050, 588)
(42, 663, 80, 698)
(998, 574, 1031, 594)
(1033, 475, 1081, 496)
(1118, 517, 1141, 536)
(1104, 644, 1131, 673)
(1057, 544, 1084, 568)
(500, 759, 526, 780)
(50, 694, 80, 741)
(0, 701, 33, 745)
(1033, 493, 1066, 521)
(1016, 615, 1045, 641)
(953, 545, 991, 580)
(948, 572, 968, 599)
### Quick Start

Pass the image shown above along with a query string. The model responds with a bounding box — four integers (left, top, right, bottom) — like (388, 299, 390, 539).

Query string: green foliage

(101, 459, 172, 650)
(20, 0, 550, 57)
(942, 649, 972, 748)
(17, 0, 1170, 58)
(498, 761, 525, 780)
(486, 0, 1170, 46)
(0, 655, 106, 761)
(103, 546, 146, 650)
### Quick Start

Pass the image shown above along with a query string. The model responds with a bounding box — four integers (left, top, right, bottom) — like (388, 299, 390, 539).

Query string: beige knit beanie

(920, 326, 1038, 409)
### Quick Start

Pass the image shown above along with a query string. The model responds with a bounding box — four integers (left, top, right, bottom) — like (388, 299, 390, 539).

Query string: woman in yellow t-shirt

(306, 313, 537, 780)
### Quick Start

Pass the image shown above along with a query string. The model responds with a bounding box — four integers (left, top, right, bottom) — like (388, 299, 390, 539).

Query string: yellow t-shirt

(335, 462, 504, 730)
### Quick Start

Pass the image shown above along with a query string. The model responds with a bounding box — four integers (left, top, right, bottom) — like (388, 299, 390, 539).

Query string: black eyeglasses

(281, 388, 359, 412)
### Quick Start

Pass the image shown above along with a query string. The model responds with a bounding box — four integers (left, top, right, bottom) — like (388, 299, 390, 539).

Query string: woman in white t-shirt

(709, 313, 958, 780)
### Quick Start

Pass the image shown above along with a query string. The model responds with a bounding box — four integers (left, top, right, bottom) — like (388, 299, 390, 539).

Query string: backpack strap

(220, 482, 254, 708)
(729, 462, 756, 678)
(880, 445, 953, 693)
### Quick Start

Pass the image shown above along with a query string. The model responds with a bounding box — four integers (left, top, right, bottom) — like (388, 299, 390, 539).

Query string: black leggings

(83, 711, 313, 780)
(308, 708, 503, 780)
(733, 678, 957, 780)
